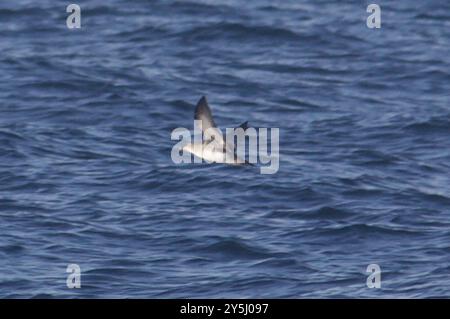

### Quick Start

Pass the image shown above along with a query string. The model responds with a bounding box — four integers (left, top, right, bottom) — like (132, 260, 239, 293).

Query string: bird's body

(183, 142, 247, 164)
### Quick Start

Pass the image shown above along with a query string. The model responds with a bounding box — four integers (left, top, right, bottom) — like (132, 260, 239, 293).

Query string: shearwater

(182, 96, 250, 165)
(171, 96, 280, 174)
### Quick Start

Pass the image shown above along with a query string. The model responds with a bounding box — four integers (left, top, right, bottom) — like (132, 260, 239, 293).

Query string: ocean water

(0, 0, 449, 298)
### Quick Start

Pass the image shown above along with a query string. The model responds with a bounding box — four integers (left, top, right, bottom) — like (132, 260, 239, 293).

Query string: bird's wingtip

(198, 95, 207, 104)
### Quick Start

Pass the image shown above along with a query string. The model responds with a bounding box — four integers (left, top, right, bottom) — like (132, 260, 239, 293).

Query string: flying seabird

(182, 96, 250, 165)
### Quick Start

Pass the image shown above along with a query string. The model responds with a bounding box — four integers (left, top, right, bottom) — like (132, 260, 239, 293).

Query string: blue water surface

(0, 0, 449, 298)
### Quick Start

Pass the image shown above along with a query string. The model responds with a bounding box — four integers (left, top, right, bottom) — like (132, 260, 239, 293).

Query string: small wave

(314, 223, 421, 238)
(168, 0, 233, 14)
(193, 238, 274, 260)
(266, 206, 353, 220)
(0, 129, 25, 141)
(0, 7, 49, 18)
(402, 117, 450, 135)
(406, 189, 450, 206)
(175, 22, 302, 42)
(350, 149, 401, 166)
(0, 244, 25, 254)
(415, 13, 450, 21)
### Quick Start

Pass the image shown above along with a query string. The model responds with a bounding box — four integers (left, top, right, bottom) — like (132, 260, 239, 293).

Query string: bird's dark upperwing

(195, 96, 216, 131)
(194, 96, 224, 145)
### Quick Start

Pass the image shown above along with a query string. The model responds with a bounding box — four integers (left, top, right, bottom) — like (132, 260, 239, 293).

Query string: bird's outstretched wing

(194, 96, 225, 146)
(195, 96, 216, 130)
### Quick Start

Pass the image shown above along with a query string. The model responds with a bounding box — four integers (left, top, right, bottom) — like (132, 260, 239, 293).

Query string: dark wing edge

(237, 121, 249, 130)
(194, 96, 216, 130)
